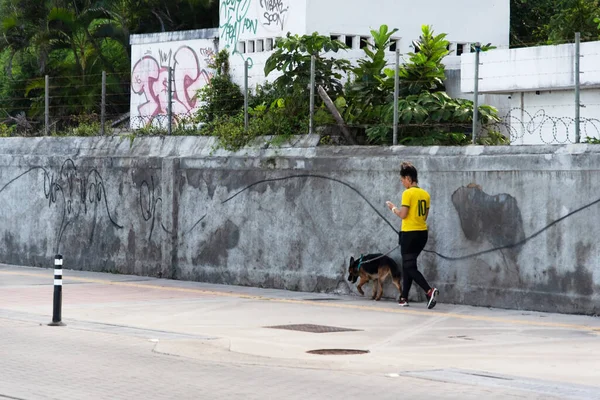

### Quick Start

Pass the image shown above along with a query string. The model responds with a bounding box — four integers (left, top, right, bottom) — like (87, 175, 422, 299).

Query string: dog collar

(357, 254, 364, 271)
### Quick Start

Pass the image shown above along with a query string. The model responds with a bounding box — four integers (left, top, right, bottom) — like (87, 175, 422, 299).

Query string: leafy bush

(264, 32, 350, 100)
(53, 114, 108, 136)
(203, 113, 250, 151)
(0, 123, 15, 137)
(248, 98, 309, 138)
(196, 50, 244, 123)
(365, 91, 501, 145)
(201, 95, 312, 151)
(397, 25, 449, 96)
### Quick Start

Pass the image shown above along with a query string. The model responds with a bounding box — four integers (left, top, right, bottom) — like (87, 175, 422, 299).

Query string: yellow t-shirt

(400, 187, 430, 232)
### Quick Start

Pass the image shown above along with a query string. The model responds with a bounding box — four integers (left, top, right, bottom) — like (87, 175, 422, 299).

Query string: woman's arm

(386, 201, 409, 219)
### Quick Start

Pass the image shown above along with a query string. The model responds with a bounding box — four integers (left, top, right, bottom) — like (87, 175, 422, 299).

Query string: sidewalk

(1, 263, 600, 399)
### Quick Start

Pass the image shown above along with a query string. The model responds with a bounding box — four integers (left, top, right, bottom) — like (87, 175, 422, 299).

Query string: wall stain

(451, 183, 525, 286)
(451, 183, 525, 250)
(193, 220, 240, 266)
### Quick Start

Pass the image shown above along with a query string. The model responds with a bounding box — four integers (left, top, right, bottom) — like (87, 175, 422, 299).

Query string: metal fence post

(575, 32, 581, 143)
(472, 43, 481, 145)
(167, 67, 173, 135)
(101, 71, 106, 136)
(48, 255, 65, 326)
(244, 59, 249, 131)
(393, 49, 400, 145)
(309, 55, 315, 135)
(45, 75, 49, 136)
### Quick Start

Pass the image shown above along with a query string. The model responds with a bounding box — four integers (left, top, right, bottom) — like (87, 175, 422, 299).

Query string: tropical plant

(396, 25, 449, 96)
(546, 0, 600, 43)
(344, 25, 398, 124)
(365, 91, 501, 145)
(0, 0, 219, 135)
(264, 32, 350, 99)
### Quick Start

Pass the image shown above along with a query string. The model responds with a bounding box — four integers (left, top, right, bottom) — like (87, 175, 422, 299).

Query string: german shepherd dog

(347, 254, 402, 301)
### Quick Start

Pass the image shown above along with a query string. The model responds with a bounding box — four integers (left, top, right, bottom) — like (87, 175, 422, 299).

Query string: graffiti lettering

(131, 46, 212, 128)
(139, 176, 172, 240)
(220, 0, 256, 66)
(258, 0, 289, 31)
(198, 47, 215, 57)
(0, 159, 123, 254)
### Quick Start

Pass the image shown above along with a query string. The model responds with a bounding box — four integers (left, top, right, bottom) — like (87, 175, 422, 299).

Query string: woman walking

(386, 162, 439, 309)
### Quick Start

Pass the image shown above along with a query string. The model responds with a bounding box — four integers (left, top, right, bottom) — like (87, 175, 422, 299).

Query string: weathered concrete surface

(2, 265, 600, 400)
(0, 136, 599, 315)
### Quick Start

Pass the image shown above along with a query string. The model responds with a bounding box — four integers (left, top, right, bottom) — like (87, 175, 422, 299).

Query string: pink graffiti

(131, 46, 213, 125)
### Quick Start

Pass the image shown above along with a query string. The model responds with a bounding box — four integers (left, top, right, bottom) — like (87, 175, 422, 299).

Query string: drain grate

(265, 324, 361, 333)
(307, 349, 369, 355)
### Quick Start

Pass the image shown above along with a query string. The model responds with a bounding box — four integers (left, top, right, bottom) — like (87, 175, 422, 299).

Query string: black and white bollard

(48, 254, 66, 326)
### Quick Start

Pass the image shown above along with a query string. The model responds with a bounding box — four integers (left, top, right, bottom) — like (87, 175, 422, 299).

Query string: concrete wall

(1, 137, 599, 316)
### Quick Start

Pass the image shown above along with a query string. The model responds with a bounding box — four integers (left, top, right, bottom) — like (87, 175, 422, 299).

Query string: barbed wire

(129, 112, 200, 131)
(485, 108, 600, 144)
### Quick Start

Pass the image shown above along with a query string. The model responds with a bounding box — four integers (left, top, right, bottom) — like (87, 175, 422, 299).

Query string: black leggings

(400, 230, 431, 299)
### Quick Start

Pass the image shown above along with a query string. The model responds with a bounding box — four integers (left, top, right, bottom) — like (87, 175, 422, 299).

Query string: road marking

(1, 270, 599, 333)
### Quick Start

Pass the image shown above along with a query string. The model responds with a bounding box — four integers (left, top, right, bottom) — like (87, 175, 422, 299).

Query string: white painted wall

(130, 29, 219, 129)
(128, 27, 463, 128)
(461, 41, 600, 144)
(219, 0, 307, 64)
(305, 0, 509, 55)
(222, 0, 509, 69)
(504, 89, 600, 145)
(461, 41, 600, 93)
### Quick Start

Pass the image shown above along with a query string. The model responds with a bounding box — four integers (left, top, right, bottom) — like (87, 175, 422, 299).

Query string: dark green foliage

(264, 32, 350, 100)
(196, 49, 244, 123)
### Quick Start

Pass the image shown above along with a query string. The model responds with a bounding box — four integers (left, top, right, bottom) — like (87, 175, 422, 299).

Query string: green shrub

(0, 123, 15, 137)
(196, 50, 244, 123)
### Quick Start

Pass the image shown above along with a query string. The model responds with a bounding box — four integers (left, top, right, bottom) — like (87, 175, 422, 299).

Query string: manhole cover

(265, 324, 361, 333)
(307, 349, 369, 355)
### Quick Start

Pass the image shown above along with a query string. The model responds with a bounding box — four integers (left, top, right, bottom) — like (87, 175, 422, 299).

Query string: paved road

(1, 265, 599, 400)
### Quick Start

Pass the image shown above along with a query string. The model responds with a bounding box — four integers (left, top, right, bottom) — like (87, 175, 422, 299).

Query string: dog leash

(358, 245, 400, 268)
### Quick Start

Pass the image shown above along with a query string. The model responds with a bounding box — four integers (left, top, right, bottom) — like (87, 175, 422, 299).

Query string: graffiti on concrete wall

(220, 0, 258, 67)
(0, 159, 123, 254)
(131, 45, 214, 127)
(257, 0, 289, 31)
(139, 175, 174, 241)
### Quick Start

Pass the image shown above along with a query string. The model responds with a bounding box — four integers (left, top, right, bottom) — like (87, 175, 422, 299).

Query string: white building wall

(461, 41, 600, 93)
(305, 0, 509, 54)
(219, 0, 307, 66)
(223, 0, 509, 75)
(461, 41, 600, 144)
(130, 29, 219, 129)
(505, 89, 600, 145)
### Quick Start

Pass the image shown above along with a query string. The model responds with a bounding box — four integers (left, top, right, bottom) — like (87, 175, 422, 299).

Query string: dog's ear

(349, 256, 355, 265)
